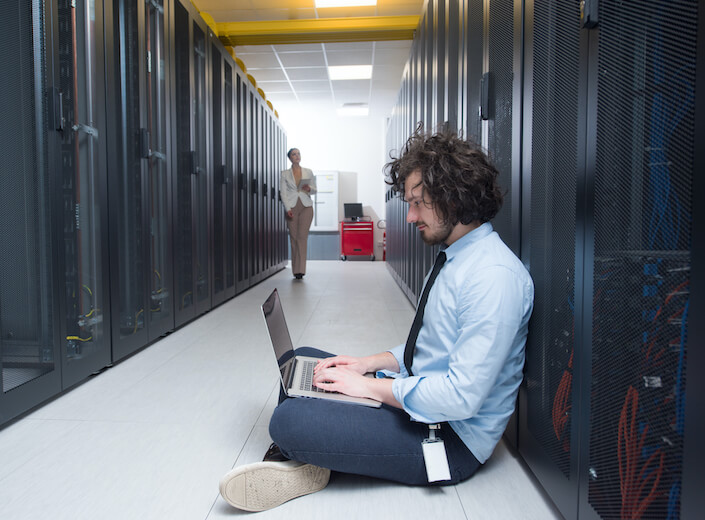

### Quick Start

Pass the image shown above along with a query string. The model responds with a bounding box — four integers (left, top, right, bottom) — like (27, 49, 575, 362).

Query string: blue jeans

(269, 347, 482, 486)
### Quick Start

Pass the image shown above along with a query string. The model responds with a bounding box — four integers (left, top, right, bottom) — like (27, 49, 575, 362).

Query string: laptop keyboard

(299, 360, 327, 393)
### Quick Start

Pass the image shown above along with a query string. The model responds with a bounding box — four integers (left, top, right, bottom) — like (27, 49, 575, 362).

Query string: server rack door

(192, 20, 210, 316)
(444, 0, 460, 129)
(248, 91, 258, 283)
(486, 0, 520, 255)
(250, 86, 256, 284)
(432, 0, 446, 127)
(173, 1, 210, 326)
(223, 60, 236, 299)
(581, 2, 698, 519)
(460, 0, 484, 143)
(518, 0, 584, 518)
(107, 0, 173, 360)
(235, 73, 249, 292)
(107, 0, 150, 357)
(173, 0, 195, 326)
(144, 0, 173, 340)
(57, 0, 112, 386)
(210, 42, 226, 306)
(0, 0, 62, 425)
(255, 102, 264, 282)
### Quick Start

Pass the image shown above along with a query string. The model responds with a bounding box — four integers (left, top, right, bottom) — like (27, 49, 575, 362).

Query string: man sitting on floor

(219, 127, 535, 512)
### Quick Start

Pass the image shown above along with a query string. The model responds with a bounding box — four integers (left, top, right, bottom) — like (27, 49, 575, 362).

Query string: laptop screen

(262, 289, 295, 387)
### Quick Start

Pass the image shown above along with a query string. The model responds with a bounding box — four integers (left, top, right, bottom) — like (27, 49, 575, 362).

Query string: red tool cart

(340, 220, 375, 261)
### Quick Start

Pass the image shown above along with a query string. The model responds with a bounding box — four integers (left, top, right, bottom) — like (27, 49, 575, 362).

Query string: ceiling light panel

(328, 65, 373, 80)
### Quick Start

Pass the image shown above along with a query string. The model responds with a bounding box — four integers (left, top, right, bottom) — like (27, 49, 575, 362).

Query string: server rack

(0, 0, 287, 429)
(386, 0, 703, 518)
(172, 0, 211, 328)
(106, 0, 174, 362)
(235, 71, 250, 293)
(223, 58, 236, 300)
(56, 0, 112, 386)
(0, 0, 62, 423)
(518, 1, 584, 515)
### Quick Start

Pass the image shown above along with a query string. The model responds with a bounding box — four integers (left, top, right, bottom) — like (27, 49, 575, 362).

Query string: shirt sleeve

(391, 265, 526, 423)
(279, 171, 298, 211)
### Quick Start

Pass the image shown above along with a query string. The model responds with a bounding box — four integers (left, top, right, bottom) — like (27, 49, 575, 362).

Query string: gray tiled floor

(0, 261, 562, 519)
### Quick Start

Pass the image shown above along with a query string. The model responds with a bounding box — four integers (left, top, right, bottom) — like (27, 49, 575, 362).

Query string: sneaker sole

(219, 461, 330, 512)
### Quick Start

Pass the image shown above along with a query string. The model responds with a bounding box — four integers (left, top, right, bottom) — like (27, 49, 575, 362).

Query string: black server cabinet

(485, 0, 521, 255)
(443, 0, 460, 129)
(519, 1, 702, 519)
(210, 39, 236, 306)
(459, 0, 483, 143)
(56, 0, 112, 386)
(579, 2, 698, 519)
(248, 90, 260, 284)
(106, 0, 174, 361)
(235, 72, 250, 293)
(172, 0, 211, 327)
(223, 59, 236, 300)
(0, 0, 62, 423)
(518, 1, 583, 516)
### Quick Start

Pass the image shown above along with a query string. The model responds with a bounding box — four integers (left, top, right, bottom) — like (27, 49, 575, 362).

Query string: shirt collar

(441, 221, 493, 261)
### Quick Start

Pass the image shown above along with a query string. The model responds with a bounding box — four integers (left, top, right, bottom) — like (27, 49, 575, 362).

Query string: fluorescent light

(316, 0, 377, 7)
(337, 104, 369, 117)
(328, 65, 373, 80)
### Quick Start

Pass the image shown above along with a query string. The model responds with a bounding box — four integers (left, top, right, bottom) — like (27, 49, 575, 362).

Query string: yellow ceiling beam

(216, 16, 419, 46)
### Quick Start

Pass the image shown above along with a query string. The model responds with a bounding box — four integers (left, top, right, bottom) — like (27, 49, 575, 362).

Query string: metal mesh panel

(587, 1, 696, 518)
(116, 0, 145, 337)
(464, 0, 483, 142)
(525, 0, 581, 479)
(488, 0, 515, 251)
(0, 0, 54, 391)
(174, 2, 193, 309)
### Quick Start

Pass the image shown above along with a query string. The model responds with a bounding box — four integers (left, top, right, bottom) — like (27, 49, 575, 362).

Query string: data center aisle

(0, 261, 561, 520)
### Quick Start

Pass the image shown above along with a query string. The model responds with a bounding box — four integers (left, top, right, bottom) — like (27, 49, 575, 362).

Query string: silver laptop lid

(261, 289, 295, 390)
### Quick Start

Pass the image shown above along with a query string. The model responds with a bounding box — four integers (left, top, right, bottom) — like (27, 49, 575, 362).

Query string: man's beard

(418, 220, 453, 246)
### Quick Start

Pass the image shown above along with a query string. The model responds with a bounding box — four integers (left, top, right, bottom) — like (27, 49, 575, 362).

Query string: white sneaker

(219, 460, 331, 512)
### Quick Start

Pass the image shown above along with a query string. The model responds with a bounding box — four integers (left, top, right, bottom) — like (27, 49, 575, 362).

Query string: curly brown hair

(385, 126, 503, 225)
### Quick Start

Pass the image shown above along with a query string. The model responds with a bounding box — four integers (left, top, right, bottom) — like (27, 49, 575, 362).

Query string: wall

(278, 106, 388, 219)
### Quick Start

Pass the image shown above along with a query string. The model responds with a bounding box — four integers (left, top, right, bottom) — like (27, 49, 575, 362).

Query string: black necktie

(403, 251, 447, 376)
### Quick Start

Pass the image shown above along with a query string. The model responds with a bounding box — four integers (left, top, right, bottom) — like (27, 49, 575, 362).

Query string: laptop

(261, 288, 382, 408)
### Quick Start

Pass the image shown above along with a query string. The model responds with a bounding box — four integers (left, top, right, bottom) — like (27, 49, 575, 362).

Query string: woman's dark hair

(287, 148, 298, 159)
(385, 125, 503, 225)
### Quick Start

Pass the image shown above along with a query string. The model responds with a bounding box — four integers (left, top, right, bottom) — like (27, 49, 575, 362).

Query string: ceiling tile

(245, 68, 287, 81)
(373, 47, 412, 66)
(286, 67, 329, 81)
(274, 43, 324, 53)
(325, 50, 374, 67)
(290, 80, 330, 92)
(297, 91, 334, 102)
(237, 53, 281, 69)
(331, 79, 371, 92)
(278, 52, 327, 68)
(324, 41, 374, 52)
(258, 81, 293, 94)
(266, 91, 298, 103)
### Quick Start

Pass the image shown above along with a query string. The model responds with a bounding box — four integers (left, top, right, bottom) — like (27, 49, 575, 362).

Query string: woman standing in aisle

(280, 148, 317, 279)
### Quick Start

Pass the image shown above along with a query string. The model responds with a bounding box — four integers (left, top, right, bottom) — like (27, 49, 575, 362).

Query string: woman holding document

(280, 148, 317, 279)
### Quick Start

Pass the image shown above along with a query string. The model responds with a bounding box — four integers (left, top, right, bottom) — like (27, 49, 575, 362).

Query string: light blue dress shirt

(386, 222, 534, 463)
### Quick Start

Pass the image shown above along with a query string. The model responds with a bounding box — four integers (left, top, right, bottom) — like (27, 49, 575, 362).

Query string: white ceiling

(193, 0, 424, 120)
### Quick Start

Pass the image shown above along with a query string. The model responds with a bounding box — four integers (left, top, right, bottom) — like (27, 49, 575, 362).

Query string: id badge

(422, 424, 451, 482)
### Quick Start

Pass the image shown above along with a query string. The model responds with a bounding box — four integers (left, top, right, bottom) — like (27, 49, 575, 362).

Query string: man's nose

(406, 206, 416, 224)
